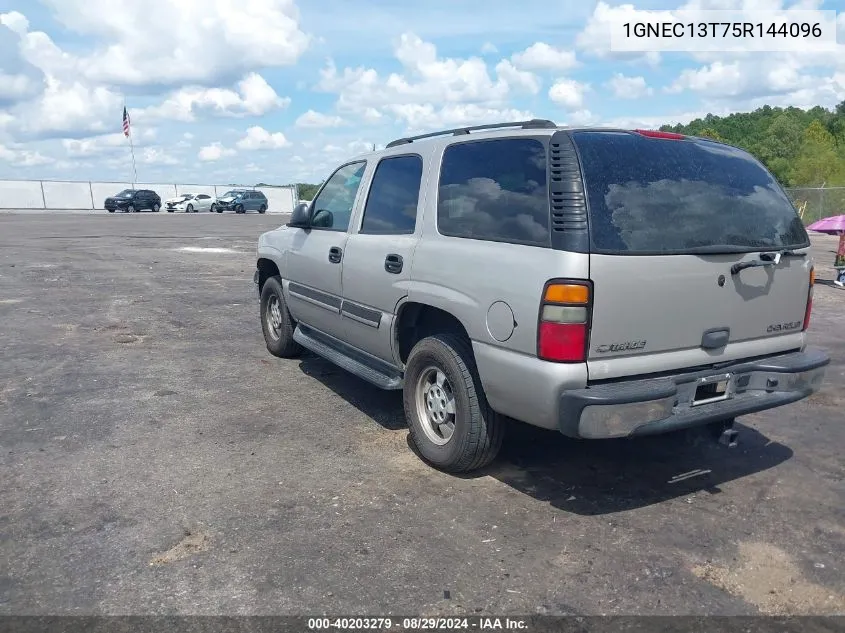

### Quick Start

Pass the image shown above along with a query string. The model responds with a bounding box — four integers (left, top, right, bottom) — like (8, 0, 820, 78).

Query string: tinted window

(360, 155, 423, 235)
(437, 138, 549, 247)
(572, 131, 809, 254)
(196, 194, 209, 200)
(310, 162, 367, 231)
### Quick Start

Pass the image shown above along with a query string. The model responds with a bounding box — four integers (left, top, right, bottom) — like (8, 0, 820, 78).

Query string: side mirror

(289, 202, 310, 228)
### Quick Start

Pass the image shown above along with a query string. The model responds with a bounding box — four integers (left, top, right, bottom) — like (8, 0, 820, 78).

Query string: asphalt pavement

(1, 213, 843, 616)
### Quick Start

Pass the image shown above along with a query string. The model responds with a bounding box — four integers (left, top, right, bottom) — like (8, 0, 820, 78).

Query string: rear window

(437, 138, 550, 247)
(572, 131, 809, 254)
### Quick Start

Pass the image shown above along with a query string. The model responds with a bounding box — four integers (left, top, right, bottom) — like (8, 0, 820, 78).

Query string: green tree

(790, 120, 843, 187)
(756, 113, 804, 185)
(697, 127, 725, 142)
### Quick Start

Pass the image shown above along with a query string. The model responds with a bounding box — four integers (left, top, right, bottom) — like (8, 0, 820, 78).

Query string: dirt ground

(0, 213, 843, 616)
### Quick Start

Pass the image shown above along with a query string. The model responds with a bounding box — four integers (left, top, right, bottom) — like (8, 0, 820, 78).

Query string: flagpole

(124, 99, 137, 186)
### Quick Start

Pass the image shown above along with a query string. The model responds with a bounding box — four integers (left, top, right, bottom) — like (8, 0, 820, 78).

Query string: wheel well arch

(395, 301, 472, 364)
(257, 257, 281, 292)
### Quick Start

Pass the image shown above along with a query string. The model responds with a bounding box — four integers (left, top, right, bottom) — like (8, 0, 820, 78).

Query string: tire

(108, 209, 115, 213)
(153, 204, 160, 212)
(403, 333, 505, 473)
(236, 205, 245, 214)
(216, 207, 223, 213)
(260, 276, 302, 358)
(127, 205, 135, 213)
(210, 204, 217, 213)
(186, 204, 194, 213)
(167, 208, 174, 213)
(258, 204, 266, 214)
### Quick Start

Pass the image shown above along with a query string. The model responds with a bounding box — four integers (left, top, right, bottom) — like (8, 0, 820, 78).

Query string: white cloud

(548, 78, 589, 110)
(19, 77, 123, 136)
(0, 72, 41, 101)
(142, 147, 179, 165)
(0, 11, 29, 35)
(510, 43, 577, 72)
(606, 73, 653, 99)
(198, 142, 236, 162)
(481, 42, 498, 55)
(576, 1, 662, 65)
(317, 32, 538, 122)
(494, 60, 541, 94)
(62, 133, 134, 157)
(385, 103, 535, 132)
(142, 73, 289, 122)
(32, 0, 309, 88)
(566, 109, 599, 126)
(0, 142, 53, 166)
(236, 126, 290, 150)
(295, 110, 344, 128)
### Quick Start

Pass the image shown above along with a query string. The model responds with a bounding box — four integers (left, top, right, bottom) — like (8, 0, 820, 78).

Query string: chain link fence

(784, 186, 845, 225)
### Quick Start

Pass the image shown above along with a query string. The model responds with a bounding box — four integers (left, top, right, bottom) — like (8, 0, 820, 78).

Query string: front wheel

(235, 205, 245, 214)
(186, 204, 194, 213)
(127, 205, 135, 213)
(403, 333, 505, 473)
(260, 276, 302, 358)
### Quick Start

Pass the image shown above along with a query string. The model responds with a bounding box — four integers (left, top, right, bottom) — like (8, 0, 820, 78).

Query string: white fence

(0, 179, 298, 214)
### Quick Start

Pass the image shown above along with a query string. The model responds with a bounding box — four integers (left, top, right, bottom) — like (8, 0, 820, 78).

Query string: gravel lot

(1, 213, 843, 616)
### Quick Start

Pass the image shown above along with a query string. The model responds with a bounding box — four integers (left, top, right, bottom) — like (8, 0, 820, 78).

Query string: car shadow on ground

(298, 352, 794, 516)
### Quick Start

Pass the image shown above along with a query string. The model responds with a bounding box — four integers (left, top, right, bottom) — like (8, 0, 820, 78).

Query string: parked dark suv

(215, 189, 268, 214)
(104, 189, 162, 213)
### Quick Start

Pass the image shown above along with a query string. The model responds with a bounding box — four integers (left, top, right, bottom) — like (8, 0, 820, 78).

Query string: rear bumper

(559, 348, 830, 439)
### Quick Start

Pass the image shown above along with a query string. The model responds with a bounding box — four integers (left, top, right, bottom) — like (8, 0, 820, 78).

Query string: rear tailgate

(571, 131, 813, 380)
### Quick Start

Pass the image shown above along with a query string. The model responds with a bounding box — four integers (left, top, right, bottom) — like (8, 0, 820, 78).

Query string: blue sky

(0, 0, 843, 185)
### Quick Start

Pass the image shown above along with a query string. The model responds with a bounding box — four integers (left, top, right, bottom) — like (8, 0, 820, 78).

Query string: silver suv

(254, 119, 829, 473)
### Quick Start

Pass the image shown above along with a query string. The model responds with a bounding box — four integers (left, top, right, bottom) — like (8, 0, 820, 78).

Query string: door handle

(384, 253, 403, 274)
(328, 246, 343, 263)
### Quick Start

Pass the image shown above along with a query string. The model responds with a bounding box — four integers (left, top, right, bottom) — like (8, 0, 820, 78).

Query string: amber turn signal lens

(544, 283, 590, 304)
(809, 267, 815, 286)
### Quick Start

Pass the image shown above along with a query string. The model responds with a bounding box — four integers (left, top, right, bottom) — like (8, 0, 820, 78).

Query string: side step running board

(293, 325, 404, 390)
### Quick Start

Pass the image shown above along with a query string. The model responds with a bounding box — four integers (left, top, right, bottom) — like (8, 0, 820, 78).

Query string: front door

(284, 161, 368, 340)
(341, 153, 425, 364)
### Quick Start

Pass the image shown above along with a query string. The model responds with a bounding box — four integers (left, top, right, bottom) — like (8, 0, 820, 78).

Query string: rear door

(571, 131, 813, 380)
(340, 153, 426, 363)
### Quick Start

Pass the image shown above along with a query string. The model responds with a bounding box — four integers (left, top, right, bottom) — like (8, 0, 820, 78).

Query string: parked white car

(165, 193, 216, 213)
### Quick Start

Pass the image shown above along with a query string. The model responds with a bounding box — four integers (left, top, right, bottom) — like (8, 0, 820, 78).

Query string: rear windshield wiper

(730, 250, 807, 275)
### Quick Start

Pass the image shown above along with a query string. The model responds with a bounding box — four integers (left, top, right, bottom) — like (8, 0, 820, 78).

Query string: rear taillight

(537, 281, 591, 362)
(803, 266, 814, 331)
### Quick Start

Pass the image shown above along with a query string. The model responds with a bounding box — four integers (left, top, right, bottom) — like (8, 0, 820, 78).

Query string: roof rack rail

(385, 119, 557, 148)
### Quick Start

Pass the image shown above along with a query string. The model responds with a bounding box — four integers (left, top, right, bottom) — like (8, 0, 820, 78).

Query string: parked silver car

(254, 120, 829, 473)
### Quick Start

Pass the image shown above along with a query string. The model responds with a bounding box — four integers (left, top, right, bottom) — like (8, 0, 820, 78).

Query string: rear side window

(572, 131, 809, 254)
(360, 155, 423, 235)
(437, 138, 550, 247)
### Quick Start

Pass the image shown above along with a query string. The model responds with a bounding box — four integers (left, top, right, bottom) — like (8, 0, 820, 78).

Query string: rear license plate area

(692, 373, 733, 407)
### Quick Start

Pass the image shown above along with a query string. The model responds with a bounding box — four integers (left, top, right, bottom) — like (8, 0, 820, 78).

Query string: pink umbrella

(807, 214, 845, 284)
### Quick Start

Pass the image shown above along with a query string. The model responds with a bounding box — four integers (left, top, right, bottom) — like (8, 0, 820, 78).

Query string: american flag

(122, 106, 130, 137)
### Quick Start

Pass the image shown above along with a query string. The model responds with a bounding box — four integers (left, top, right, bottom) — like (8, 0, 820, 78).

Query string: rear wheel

(404, 333, 505, 473)
(210, 204, 217, 213)
(260, 276, 302, 358)
(153, 203, 160, 212)
(258, 204, 266, 214)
